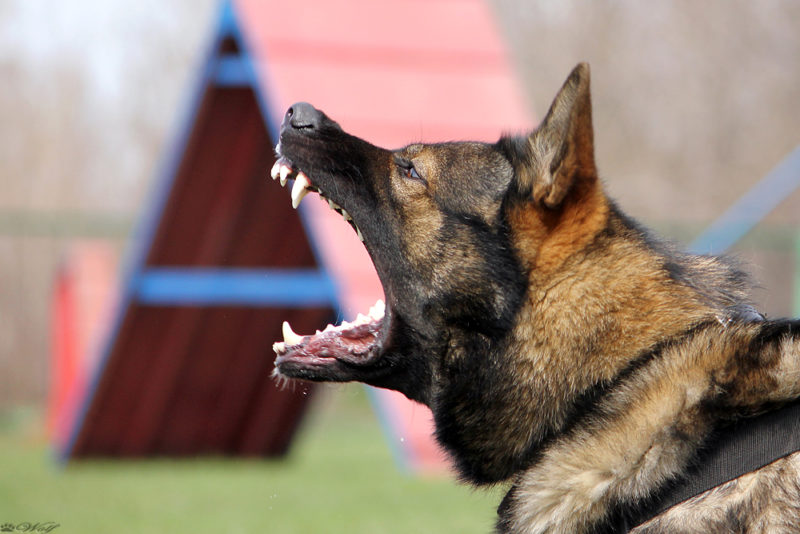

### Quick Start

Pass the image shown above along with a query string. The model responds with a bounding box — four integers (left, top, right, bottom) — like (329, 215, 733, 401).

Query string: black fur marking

(496, 135, 535, 199)
(364, 313, 437, 405)
(538, 319, 719, 438)
(496, 486, 517, 534)
(748, 319, 799, 349)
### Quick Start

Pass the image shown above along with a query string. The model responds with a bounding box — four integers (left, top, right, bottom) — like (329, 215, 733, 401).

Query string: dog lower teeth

(274, 299, 385, 353)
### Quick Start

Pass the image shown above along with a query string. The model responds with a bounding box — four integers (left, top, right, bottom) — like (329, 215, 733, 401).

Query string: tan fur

(494, 64, 800, 532)
(508, 176, 609, 275)
(507, 197, 719, 410)
(504, 320, 800, 533)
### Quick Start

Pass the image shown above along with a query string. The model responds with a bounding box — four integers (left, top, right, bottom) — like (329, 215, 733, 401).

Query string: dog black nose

(285, 102, 322, 130)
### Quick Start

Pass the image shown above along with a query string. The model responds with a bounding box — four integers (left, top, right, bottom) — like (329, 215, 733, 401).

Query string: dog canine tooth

(281, 321, 304, 346)
(291, 172, 311, 209)
(342, 210, 352, 221)
(356, 226, 364, 241)
(270, 161, 280, 180)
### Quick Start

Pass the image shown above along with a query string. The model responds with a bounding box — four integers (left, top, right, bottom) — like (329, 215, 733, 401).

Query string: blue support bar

(689, 146, 800, 254)
(214, 55, 255, 87)
(134, 268, 338, 307)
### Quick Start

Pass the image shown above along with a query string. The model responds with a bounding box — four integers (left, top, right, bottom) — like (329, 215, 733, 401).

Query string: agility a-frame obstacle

(55, 0, 534, 469)
(56, 4, 337, 459)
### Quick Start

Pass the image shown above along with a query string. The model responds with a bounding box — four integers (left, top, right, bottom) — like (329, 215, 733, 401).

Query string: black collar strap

(624, 398, 800, 530)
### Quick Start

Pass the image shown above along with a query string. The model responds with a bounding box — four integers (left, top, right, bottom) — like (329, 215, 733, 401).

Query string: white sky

(0, 0, 216, 104)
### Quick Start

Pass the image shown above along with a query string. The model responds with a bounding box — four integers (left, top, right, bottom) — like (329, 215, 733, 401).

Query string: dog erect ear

(510, 63, 596, 208)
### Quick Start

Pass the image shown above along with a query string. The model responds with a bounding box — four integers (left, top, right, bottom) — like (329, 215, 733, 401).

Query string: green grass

(0, 386, 504, 533)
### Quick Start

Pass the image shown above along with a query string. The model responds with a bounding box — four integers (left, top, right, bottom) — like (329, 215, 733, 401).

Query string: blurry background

(1, 1, 799, 532)
(0, 0, 218, 405)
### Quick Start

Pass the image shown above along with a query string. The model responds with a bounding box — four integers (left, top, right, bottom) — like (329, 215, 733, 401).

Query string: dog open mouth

(269, 156, 386, 379)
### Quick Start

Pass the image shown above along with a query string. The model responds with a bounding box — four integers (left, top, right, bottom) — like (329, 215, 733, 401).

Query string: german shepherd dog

(271, 64, 800, 533)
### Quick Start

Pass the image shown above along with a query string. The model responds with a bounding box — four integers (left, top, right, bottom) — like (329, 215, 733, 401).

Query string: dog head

(271, 63, 604, 407)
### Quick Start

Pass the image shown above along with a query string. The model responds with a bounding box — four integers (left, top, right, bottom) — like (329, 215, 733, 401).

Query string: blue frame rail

(135, 268, 337, 307)
(214, 54, 256, 87)
(689, 146, 800, 255)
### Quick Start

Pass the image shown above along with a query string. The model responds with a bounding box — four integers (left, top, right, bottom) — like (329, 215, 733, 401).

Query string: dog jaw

(272, 299, 386, 381)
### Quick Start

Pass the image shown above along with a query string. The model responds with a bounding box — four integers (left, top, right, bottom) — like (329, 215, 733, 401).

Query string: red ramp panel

(60, 5, 336, 460)
(49, 242, 118, 449)
(235, 0, 533, 472)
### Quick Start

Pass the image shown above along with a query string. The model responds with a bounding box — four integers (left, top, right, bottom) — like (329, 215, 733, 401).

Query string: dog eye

(394, 156, 427, 186)
(404, 166, 422, 181)
(398, 162, 425, 185)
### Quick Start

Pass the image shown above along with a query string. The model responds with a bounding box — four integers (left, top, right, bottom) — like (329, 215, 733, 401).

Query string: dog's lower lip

(273, 322, 382, 373)
(273, 300, 386, 373)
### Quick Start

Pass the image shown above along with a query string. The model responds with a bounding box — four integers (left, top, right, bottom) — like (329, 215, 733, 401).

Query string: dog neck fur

(436, 64, 738, 485)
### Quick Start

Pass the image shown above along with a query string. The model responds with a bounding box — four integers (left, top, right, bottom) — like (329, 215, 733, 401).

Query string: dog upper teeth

(279, 164, 292, 181)
(270, 159, 365, 240)
(291, 172, 311, 209)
